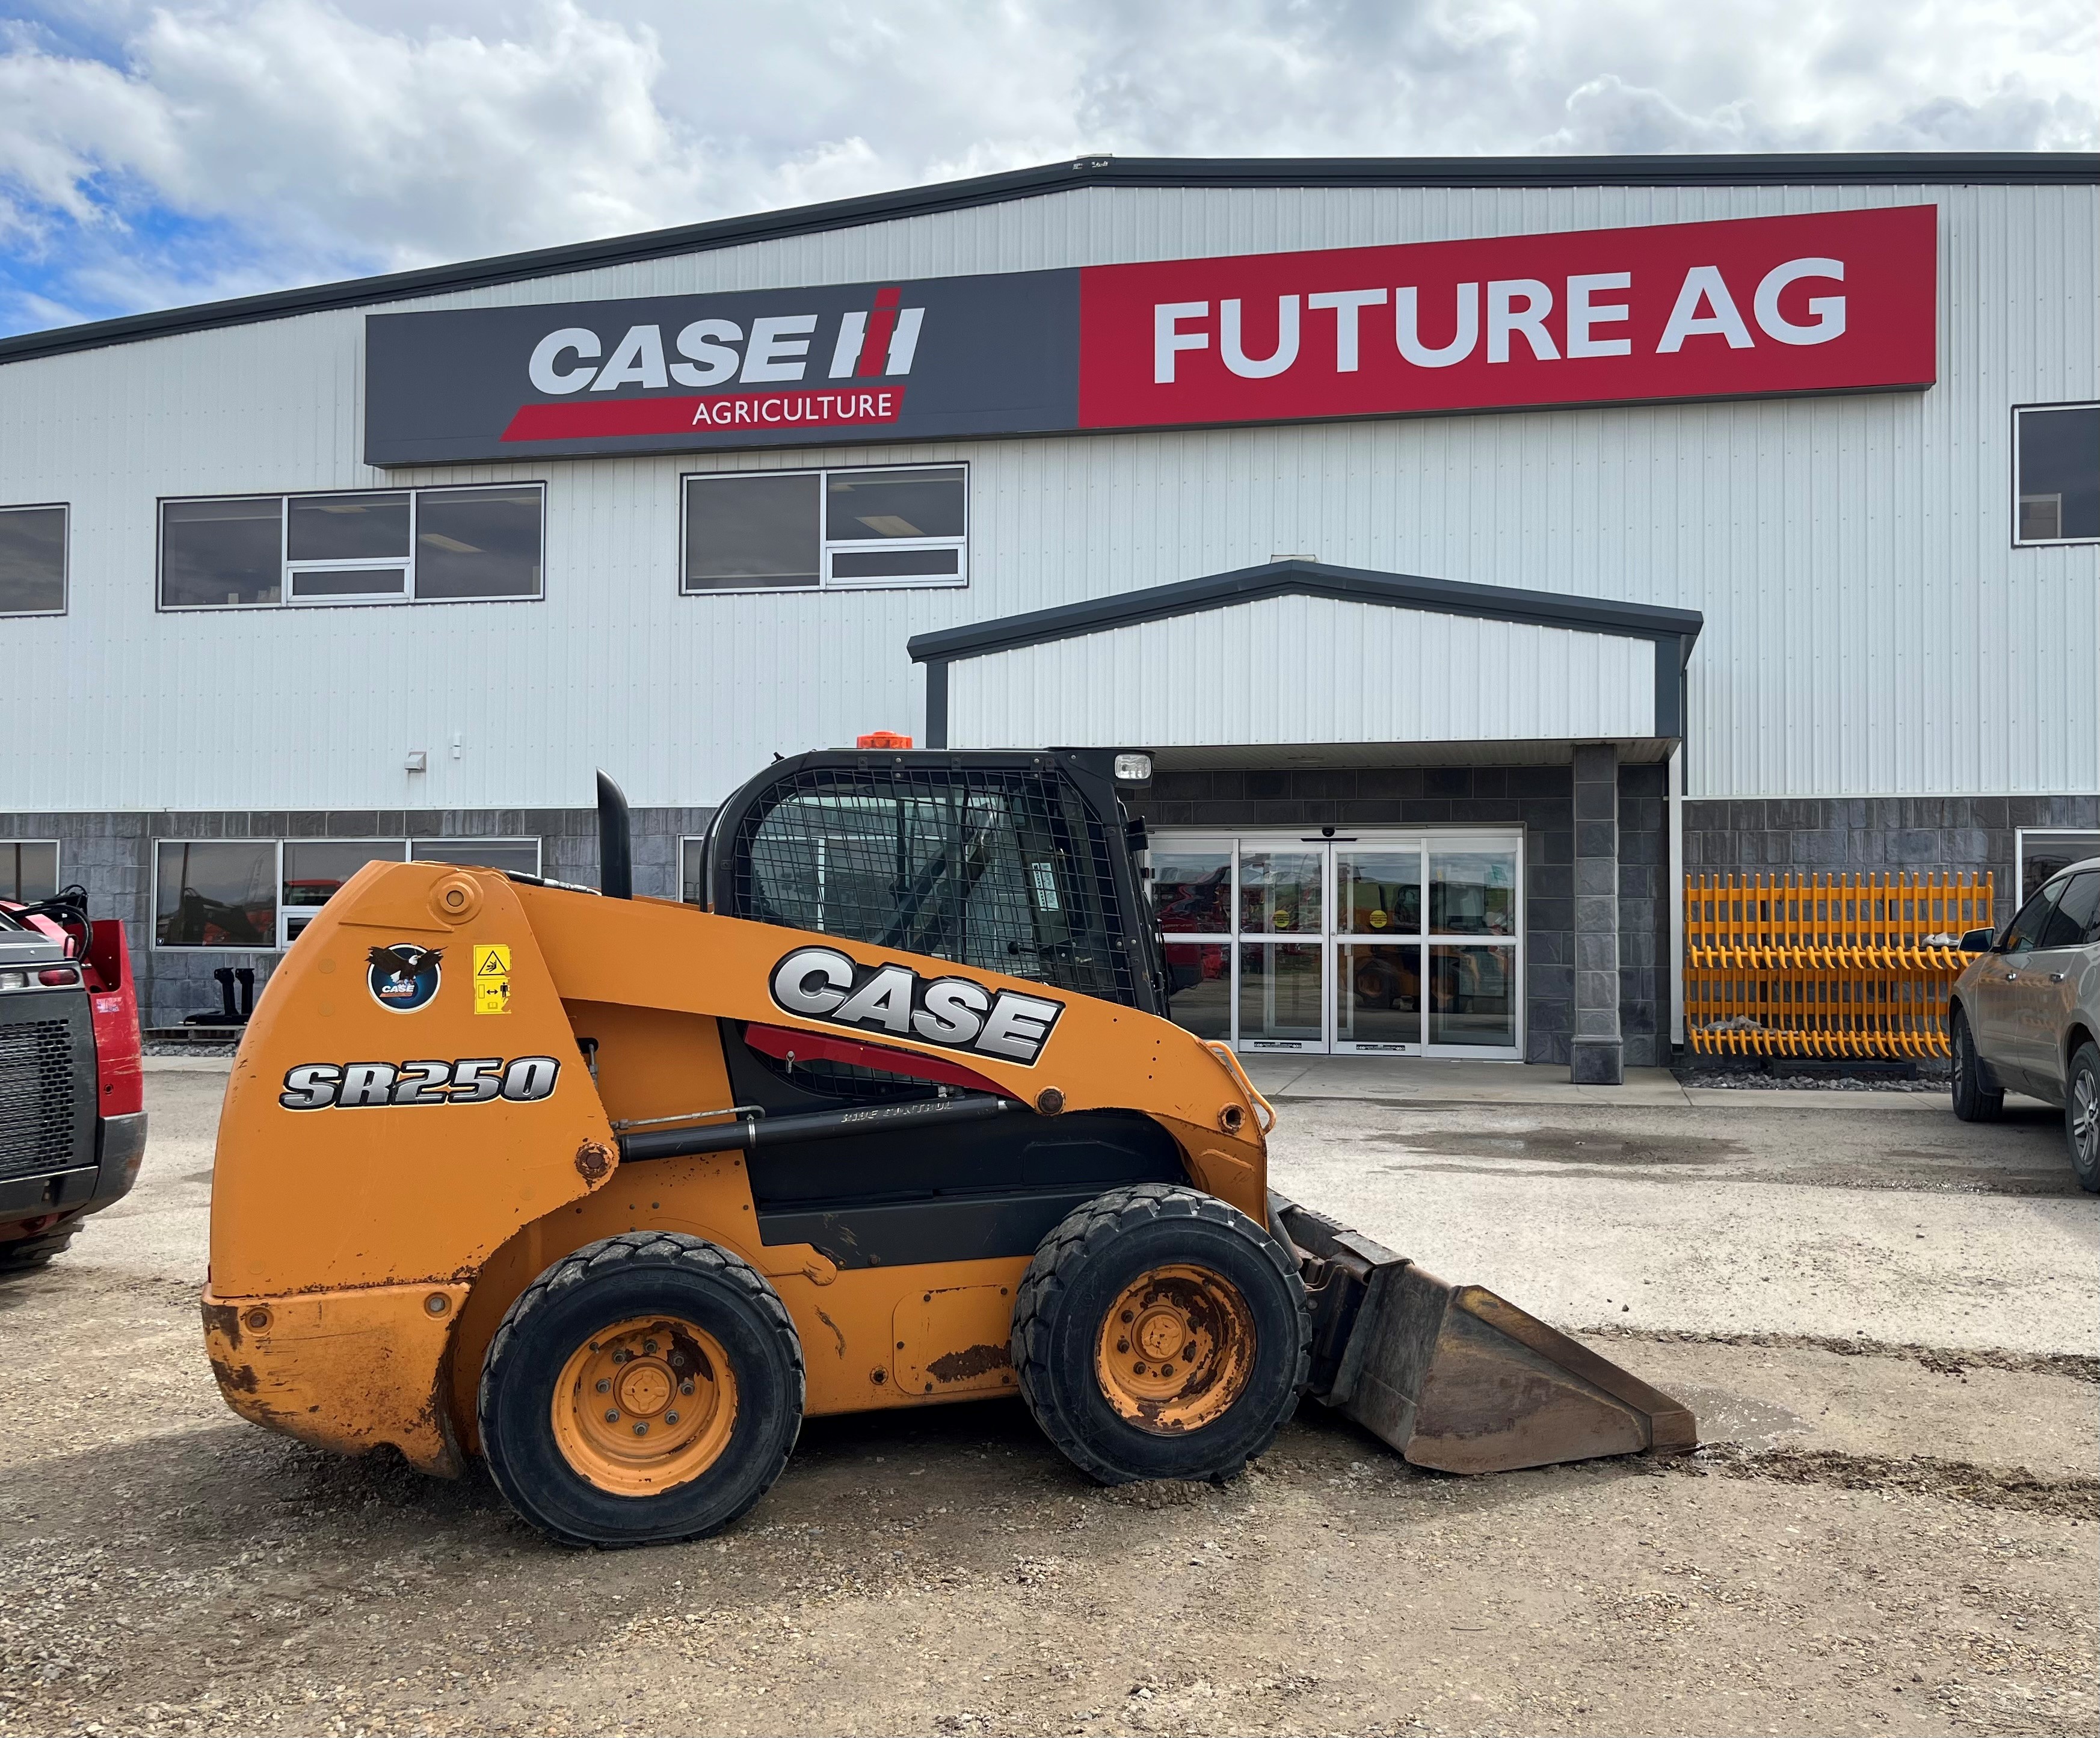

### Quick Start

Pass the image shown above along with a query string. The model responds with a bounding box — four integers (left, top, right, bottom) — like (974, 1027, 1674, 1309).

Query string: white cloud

(0, 0, 2092, 330)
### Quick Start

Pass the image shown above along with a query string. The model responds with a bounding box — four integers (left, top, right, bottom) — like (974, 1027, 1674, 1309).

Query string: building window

(2014, 404, 2099, 546)
(2016, 828, 2100, 904)
(0, 504, 67, 616)
(159, 484, 543, 609)
(410, 839, 543, 878)
(280, 841, 408, 946)
(1, 842, 61, 902)
(682, 464, 966, 593)
(156, 841, 278, 947)
(157, 836, 544, 948)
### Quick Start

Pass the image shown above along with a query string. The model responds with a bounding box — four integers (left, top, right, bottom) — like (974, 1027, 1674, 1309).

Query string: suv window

(2038, 872, 2099, 948)
(2000, 884, 2060, 953)
(729, 764, 1138, 1005)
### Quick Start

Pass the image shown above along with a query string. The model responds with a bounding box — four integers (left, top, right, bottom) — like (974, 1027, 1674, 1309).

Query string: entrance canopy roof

(908, 560, 1703, 763)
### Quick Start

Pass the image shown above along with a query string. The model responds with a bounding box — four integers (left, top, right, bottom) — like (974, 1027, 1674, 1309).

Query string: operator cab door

(1971, 881, 2062, 1097)
(2012, 871, 2100, 1103)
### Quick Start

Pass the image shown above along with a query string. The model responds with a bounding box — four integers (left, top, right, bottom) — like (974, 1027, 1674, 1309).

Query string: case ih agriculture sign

(364, 206, 1936, 466)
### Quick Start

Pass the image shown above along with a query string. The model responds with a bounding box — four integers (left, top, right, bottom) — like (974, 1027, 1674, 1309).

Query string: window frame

(2011, 402, 2100, 549)
(0, 502, 69, 619)
(157, 481, 547, 612)
(678, 462, 968, 596)
(279, 838, 410, 948)
(152, 837, 283, 952)
(1, 840, 62, 903)
(410, 837, 544, 876)
(153, 834, 546, 950)
(2015, 826, 2100, 905)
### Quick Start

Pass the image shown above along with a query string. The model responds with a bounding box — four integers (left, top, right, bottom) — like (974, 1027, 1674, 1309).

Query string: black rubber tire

(478, 1232, 804, 1548)
(2066, 1041, 2100, 1194)
(1950, 1008, 2003, 1123)
(0, 1229, 76, 1272)
(1012, 1183, 1309, 1486)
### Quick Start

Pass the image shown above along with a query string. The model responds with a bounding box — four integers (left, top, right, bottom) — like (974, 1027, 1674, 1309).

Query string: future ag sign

(363, 206, 1937, 466)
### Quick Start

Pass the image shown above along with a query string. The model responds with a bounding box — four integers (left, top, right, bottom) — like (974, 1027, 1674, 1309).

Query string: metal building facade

(2, 153, 2094, 1050)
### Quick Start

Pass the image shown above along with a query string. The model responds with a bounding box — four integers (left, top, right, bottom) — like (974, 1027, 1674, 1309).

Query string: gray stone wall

(1126, 762, 1669, 1068)
(1618, 763, 1670, 1070)
(0, 805, 715, 1031)
(1682, 794, 2100, 924)
(1569, 745, 1622, 1084)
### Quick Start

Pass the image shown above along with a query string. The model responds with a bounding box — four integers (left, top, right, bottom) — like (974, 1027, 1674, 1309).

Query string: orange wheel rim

(1094, 1264, 1255, 1435)
(550, 1314, 737, 1496)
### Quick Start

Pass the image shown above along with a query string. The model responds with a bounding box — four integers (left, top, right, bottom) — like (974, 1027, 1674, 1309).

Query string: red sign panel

(1076, 206, 1936, 430)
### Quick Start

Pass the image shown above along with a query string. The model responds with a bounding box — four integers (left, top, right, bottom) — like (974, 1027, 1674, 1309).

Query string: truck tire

(2067, 1041, 2099, 1194)
(1950, 1008, 2003, 1123)
(0, 1228, 76, 1272)
(478, 1231, 804, 1548)
(1012, 1183, 1309, 1486)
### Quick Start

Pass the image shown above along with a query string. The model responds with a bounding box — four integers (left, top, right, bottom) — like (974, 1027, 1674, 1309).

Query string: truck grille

(0, 1018, 80, 1182)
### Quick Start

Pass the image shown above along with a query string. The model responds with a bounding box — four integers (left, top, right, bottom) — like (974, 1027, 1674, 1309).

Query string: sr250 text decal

(769, 946, 1064, 1066)
(279, 1055, 561, 1111)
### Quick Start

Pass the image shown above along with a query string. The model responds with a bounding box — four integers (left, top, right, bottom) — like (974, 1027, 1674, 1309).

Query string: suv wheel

(2067, 1041, 2099, 1194)
(1950, 1008, 2003, 1124)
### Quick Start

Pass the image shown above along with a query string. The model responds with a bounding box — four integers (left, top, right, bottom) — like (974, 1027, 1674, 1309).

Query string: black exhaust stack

(596, 770, 633, 900)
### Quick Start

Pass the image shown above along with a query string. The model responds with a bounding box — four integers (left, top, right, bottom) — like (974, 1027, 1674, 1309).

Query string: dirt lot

(0, 1068, 2093, 1738)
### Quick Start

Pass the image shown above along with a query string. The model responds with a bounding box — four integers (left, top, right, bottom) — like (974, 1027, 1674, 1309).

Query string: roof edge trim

(3, 151, 2092, 365)
(906, 560, 1706, 666)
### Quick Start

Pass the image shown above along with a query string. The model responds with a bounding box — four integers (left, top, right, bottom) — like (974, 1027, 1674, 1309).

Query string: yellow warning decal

(474, 944, 512, 1015)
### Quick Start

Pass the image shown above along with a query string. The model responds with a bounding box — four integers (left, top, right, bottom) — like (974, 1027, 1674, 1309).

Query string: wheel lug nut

(1133, 1361, 1147, 1374)
(604, 1408, 619, 1422)
(665, 1411, 680, 1425)
(644, 1339, 658, 1354)
(1116, 1339, 1129, 1354)
(680, 1380, 695, 1395)
(1120, 1310, 1134, 1324)
(633, 1422, 648, 1435)
(596, 1379, 610, 1393)
(1161, 1363, 1175, 1376)
(1183, 1342, 1196, 1360)
(613, 1349, 629, 1364)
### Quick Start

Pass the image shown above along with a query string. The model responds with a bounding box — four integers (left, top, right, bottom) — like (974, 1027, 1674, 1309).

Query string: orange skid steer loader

(204, 751, 1692, 1547)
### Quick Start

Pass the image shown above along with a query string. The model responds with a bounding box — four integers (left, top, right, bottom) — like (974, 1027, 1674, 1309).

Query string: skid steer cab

(203, 750, 1692, 1547)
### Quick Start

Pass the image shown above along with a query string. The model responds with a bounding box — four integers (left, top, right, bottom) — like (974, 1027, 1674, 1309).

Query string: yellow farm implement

(1684, 871, 1994, 1061)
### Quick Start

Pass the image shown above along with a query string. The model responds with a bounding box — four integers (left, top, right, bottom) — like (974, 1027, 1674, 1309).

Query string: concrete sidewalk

(1238, 1051, 2045, 1112)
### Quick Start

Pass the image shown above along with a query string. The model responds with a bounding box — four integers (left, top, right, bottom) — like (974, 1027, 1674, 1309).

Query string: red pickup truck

(0, 889, 146, 1271)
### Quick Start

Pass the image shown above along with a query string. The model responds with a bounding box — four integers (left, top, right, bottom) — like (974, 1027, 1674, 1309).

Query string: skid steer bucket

(1275, 1199, 1697, 1473)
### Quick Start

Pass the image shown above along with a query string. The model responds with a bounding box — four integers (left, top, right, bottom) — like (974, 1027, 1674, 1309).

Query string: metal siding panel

(1, 180, 2092, 810)
(944, 599, 1650, 748)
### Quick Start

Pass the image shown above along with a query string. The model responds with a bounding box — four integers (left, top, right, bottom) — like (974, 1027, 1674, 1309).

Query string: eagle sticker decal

(366, 943, 445, 1014)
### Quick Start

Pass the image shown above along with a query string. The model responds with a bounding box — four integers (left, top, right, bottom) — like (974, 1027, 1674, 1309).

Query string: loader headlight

(1113, 752, 1153, 783)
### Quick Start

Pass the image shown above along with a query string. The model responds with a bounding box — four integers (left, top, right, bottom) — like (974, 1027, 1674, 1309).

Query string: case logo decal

(769, 946, 1064, 1067)
(279, 1055, 561, 1111)
(366, 943, 445, 1013)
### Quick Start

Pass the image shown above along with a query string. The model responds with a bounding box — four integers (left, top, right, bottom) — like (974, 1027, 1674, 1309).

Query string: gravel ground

(1676, 1073, 1946, 1092)
(0, 1069, 2092, 1738)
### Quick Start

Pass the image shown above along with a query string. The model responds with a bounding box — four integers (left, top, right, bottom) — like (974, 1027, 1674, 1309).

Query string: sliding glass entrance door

(1154, 831, 1523, 1058)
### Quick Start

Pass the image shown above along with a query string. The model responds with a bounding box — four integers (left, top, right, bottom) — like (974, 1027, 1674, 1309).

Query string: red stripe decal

(501, 387, 905, 442)
(743, 1022, 1009, 1097)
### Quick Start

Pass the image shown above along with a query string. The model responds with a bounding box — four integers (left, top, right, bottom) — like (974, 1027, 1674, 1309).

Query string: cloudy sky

(1, 0, 2093, 336)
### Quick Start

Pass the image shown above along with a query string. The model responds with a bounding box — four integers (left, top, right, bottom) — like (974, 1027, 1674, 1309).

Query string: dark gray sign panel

(364, 270, 1080, 467)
